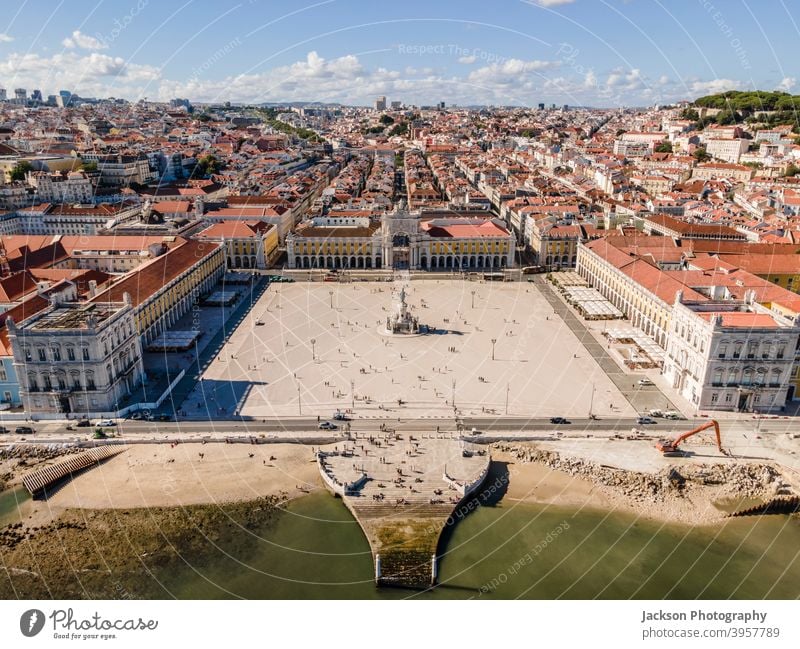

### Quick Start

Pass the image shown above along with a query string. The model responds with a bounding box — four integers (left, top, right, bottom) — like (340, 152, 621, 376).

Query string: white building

(664, 294, 800, 412)
(28, 171, 94, 203)
(705, 138, 749, 164)
(8, 294, 145, 415)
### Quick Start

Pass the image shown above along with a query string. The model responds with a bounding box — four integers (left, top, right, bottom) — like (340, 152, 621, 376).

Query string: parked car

(0, 426, 9, 434)
(94, 419, 116, 427)
(76, 418, 91, 428)
(637, 378, 654, 386)
(663, 411, 683, 420)
(318, 421, 337, 430)
(333, 411, 349, 421)
(15, 426, 34, 434)
(550, 417, 570, 424)
(636, 416, 657, 425)
(158, 414, 172, 421)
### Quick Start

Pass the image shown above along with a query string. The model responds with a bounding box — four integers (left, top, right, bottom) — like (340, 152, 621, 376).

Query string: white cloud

(62, 30, 108, 50)
(777, 77, 796, 92)
(689, 78, 743, 95)
(605, 68, 644, 92)
(458, 55, 477, 64)
(0, 33, 13, 43)
(0, 52, 159, 99)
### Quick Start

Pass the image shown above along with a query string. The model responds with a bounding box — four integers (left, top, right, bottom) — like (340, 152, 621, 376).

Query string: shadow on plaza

(164, 379, 266, 419)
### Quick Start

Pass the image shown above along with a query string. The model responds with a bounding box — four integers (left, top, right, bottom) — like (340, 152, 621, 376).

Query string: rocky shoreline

(493, 442, 797, 524)
(0, 495, 284, 599)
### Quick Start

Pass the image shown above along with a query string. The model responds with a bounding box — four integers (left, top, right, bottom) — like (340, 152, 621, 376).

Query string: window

(3, 391, 11, 402)
(52, 347, 61, 362)
(24, 347, 32, 362)
(37, 348, 47, 361)
(711, 393, 719, 403)
(57, 376, 66, 390)
(777, 345, 786, 359)
(43, 375, 51, 390)
(733, 343, 742, 359)
(0, 366, 6, 382)
(82, 348, 90, 361)
(67, 347, 75, 361)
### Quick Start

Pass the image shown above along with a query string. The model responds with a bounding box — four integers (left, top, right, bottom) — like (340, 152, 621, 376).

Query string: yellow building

(90, 239, 225, 343)
(196, 220, 279, 269)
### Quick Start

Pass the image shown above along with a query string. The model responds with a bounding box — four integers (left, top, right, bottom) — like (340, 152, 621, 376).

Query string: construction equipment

(656, 420, 725, 457)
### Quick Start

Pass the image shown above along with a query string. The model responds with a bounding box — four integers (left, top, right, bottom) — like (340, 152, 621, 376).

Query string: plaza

(184, 279, 636, 420)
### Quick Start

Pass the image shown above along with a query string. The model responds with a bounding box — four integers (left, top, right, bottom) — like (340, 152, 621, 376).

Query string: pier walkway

(318, 433, 490, 588)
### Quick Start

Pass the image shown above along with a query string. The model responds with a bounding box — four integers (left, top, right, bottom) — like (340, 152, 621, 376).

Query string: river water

(157, 491, 800, 599)
(1, 486, 798, 599)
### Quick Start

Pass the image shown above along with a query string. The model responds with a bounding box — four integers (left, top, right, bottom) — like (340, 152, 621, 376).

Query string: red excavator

(656, 420, 725, 457)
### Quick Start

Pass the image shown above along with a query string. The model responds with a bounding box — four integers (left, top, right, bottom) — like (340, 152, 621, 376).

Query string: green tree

(379, 114, 395, 125)
(654, 141, 673, 153)
(192, 154, 221, 178)
(10, 160, 33, 181)
(693, 147, 710, 163)
(79, 161, 98, 173)
(784, 163, 800, 177)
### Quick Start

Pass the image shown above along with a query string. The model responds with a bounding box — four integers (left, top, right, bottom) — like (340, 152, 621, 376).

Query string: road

(3, 414, 791, 442)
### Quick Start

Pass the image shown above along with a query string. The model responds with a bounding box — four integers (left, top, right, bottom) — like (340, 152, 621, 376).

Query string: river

(155, 491, 800, 599)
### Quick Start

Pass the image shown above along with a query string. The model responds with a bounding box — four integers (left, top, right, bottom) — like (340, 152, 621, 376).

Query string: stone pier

(318, 433, 490, 588)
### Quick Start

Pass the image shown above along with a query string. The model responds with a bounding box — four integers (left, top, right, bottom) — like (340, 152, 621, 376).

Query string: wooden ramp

(22, 446, 126, 498)
(728, 495, 800, 517)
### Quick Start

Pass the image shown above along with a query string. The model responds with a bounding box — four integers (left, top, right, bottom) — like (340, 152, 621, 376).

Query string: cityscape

(0, 1, 798, 634)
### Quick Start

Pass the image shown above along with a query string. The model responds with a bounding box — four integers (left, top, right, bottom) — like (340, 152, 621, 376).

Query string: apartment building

(28, 171, 94, 203)
(80, 153, 156, 187)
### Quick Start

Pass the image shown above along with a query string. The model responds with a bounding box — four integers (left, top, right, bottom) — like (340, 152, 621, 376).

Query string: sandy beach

(10, 442, 327, 528)
(495, 450, 613, 511)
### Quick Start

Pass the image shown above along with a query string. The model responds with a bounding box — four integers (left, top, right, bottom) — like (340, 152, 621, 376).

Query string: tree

(379, 114, 394, 125)
(79, 161, 98, 173)
(10, 160, 33, 181)
(693, 147, 710, 163)
(784, 163, 800, 178)
(654, 141, 673, 154)
(192, 154, 221, 178)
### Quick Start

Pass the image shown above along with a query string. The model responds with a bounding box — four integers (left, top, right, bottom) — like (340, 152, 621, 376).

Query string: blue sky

(0, 0, 796, 106)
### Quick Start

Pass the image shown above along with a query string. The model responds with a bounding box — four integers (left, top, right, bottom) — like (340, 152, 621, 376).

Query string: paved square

(184, 280, 636, 419)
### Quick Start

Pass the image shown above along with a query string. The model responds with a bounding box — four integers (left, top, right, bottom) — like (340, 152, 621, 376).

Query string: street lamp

(329, 290, 334, 309)
(471, 290, 476, 309)
(310, 338, 316, 361)
(351, 379, 355, 410)
(491, 338, 497, 361)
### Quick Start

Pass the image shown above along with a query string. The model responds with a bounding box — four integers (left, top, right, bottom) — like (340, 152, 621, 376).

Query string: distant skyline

(0, 0, 797, 107)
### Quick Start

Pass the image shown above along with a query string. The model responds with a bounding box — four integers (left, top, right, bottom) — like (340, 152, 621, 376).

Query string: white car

(94, 419, 116, 427)
(637, 378, 654, 386)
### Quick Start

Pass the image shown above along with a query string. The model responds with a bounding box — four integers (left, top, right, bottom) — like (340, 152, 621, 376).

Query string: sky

(0, 0, 797, 107)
